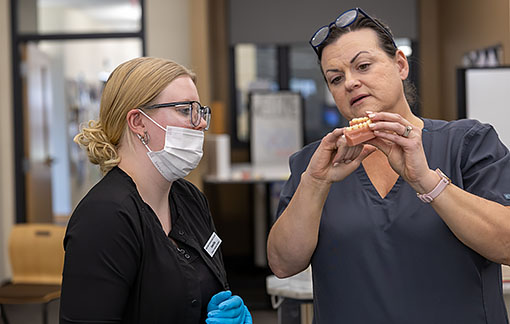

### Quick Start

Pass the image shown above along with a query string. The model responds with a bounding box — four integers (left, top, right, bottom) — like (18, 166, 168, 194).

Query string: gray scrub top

(277, 118, 510, 324)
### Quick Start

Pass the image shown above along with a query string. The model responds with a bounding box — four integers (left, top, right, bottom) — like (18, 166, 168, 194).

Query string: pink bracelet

(417, 169, 451, 203)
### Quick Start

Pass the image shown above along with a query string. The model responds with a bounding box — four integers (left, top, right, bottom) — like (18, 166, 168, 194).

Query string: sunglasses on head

(309, 7, 397, 55)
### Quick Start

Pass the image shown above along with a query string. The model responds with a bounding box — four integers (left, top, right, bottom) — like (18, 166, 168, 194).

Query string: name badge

(204, 232, 222, 257)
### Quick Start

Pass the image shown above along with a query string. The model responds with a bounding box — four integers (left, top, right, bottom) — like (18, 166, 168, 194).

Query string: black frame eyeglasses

(143, 101, 211, 131)
(309, 7, 397, 55)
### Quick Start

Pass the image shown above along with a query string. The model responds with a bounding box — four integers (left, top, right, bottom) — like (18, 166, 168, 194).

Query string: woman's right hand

(306, 128, 375, 183)
(206, 290, 252, 324)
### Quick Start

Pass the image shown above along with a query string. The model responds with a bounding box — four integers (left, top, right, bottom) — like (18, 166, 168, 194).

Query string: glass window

(289, 44, 347, 144)
(29, 38, 142, 219)
(234, 44, 277, 143)
(289, 39, 419, 144)
(18, 0, 141, 34)
(231, 39, 418, 146)
(13, 0, 145, 223)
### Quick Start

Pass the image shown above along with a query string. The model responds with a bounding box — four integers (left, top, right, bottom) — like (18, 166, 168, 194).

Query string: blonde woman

(60, 57, 252, 324)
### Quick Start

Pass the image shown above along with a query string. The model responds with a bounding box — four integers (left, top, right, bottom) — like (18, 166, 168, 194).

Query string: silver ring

(402, 125, 413, 138)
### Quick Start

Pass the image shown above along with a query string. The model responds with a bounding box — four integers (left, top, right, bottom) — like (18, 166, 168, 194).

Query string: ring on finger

(402, 125, 413, 138)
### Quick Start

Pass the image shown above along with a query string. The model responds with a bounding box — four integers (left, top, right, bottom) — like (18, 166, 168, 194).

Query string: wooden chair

(0, 224, 66, 324)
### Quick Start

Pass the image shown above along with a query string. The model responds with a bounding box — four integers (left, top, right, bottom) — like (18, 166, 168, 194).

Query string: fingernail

(368, 113, 375, 118)
(344, 160, 352, 164)
(333, 162, 339, 167)
(368, 122, 375, 128)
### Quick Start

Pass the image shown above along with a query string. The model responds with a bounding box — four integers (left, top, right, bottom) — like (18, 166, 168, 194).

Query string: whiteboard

(465, 68, 510, 148)
(250, 91, 303, 167)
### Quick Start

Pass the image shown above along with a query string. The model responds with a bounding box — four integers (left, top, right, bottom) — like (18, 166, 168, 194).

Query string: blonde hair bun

(74, 120, 120, 174)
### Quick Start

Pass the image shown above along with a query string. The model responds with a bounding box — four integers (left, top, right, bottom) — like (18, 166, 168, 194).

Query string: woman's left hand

(365, 111, 431, 189)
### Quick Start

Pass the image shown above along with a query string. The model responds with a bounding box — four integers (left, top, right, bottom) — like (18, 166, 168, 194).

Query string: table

(266, 267, 313, 324)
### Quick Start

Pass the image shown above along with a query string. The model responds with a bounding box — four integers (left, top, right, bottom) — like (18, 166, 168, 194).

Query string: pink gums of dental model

(344, 117, 375, 146)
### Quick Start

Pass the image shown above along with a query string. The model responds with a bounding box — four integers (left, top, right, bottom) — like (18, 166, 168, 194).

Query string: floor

(1, 258, 279, 323)
(1, 301, 59, 323)
(252, 309, 278, 323)
(225, 257, 278, 323)
(5, 281, 509, 323)
(1, 302, 278, 323)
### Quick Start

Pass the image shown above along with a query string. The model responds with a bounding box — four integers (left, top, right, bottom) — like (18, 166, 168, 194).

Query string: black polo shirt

(60, 167, 228, 324)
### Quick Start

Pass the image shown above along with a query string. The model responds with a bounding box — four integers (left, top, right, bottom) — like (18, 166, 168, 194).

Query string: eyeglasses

(143, 101, 211, 130)
(309, 7, 397, 55)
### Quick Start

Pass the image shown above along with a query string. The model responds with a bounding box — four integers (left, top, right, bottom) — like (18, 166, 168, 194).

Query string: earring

(137, 131, 149, 145)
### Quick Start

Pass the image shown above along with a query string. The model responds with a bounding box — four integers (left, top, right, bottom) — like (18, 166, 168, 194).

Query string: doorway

(11, 0, 145, 223)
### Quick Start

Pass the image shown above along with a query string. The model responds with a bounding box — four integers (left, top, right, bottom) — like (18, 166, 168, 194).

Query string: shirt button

(185, 253, 190, 259)
(178, 230, 184, 235)
(191, 299, 198, 306)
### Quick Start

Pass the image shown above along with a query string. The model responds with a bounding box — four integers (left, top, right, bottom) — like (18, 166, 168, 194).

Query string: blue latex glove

(206, 290, 253, 324)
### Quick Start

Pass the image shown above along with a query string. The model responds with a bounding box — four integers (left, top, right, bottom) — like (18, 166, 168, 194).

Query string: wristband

(416, 168, 451, 203)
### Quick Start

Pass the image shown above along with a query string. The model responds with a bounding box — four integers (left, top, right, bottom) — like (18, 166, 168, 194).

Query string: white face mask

(138, 110, 204, 182)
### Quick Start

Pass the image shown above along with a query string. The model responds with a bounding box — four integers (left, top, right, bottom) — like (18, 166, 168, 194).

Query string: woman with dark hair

(267, 7, 510, 324)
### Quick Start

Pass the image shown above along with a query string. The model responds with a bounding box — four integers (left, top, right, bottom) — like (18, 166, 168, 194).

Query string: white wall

(0, 0, 15, 282)
(145, 0, 191, 67)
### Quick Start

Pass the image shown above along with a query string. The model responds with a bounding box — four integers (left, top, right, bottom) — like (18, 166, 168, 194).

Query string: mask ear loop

(136, 131, 152, 152)
(138, 108, 166, 131)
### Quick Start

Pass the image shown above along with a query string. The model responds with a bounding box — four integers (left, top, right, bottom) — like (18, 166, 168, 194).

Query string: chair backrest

(9, 224, 66, 285)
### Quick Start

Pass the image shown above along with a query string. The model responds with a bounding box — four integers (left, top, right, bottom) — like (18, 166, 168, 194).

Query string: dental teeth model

(344, 117, 375, 146)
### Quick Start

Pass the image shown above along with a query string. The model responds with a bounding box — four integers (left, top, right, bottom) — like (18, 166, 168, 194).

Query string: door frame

(9, 0, 147, 222)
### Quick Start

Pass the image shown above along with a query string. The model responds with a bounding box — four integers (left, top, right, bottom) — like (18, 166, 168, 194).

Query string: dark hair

(316, 14, 417, 107)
